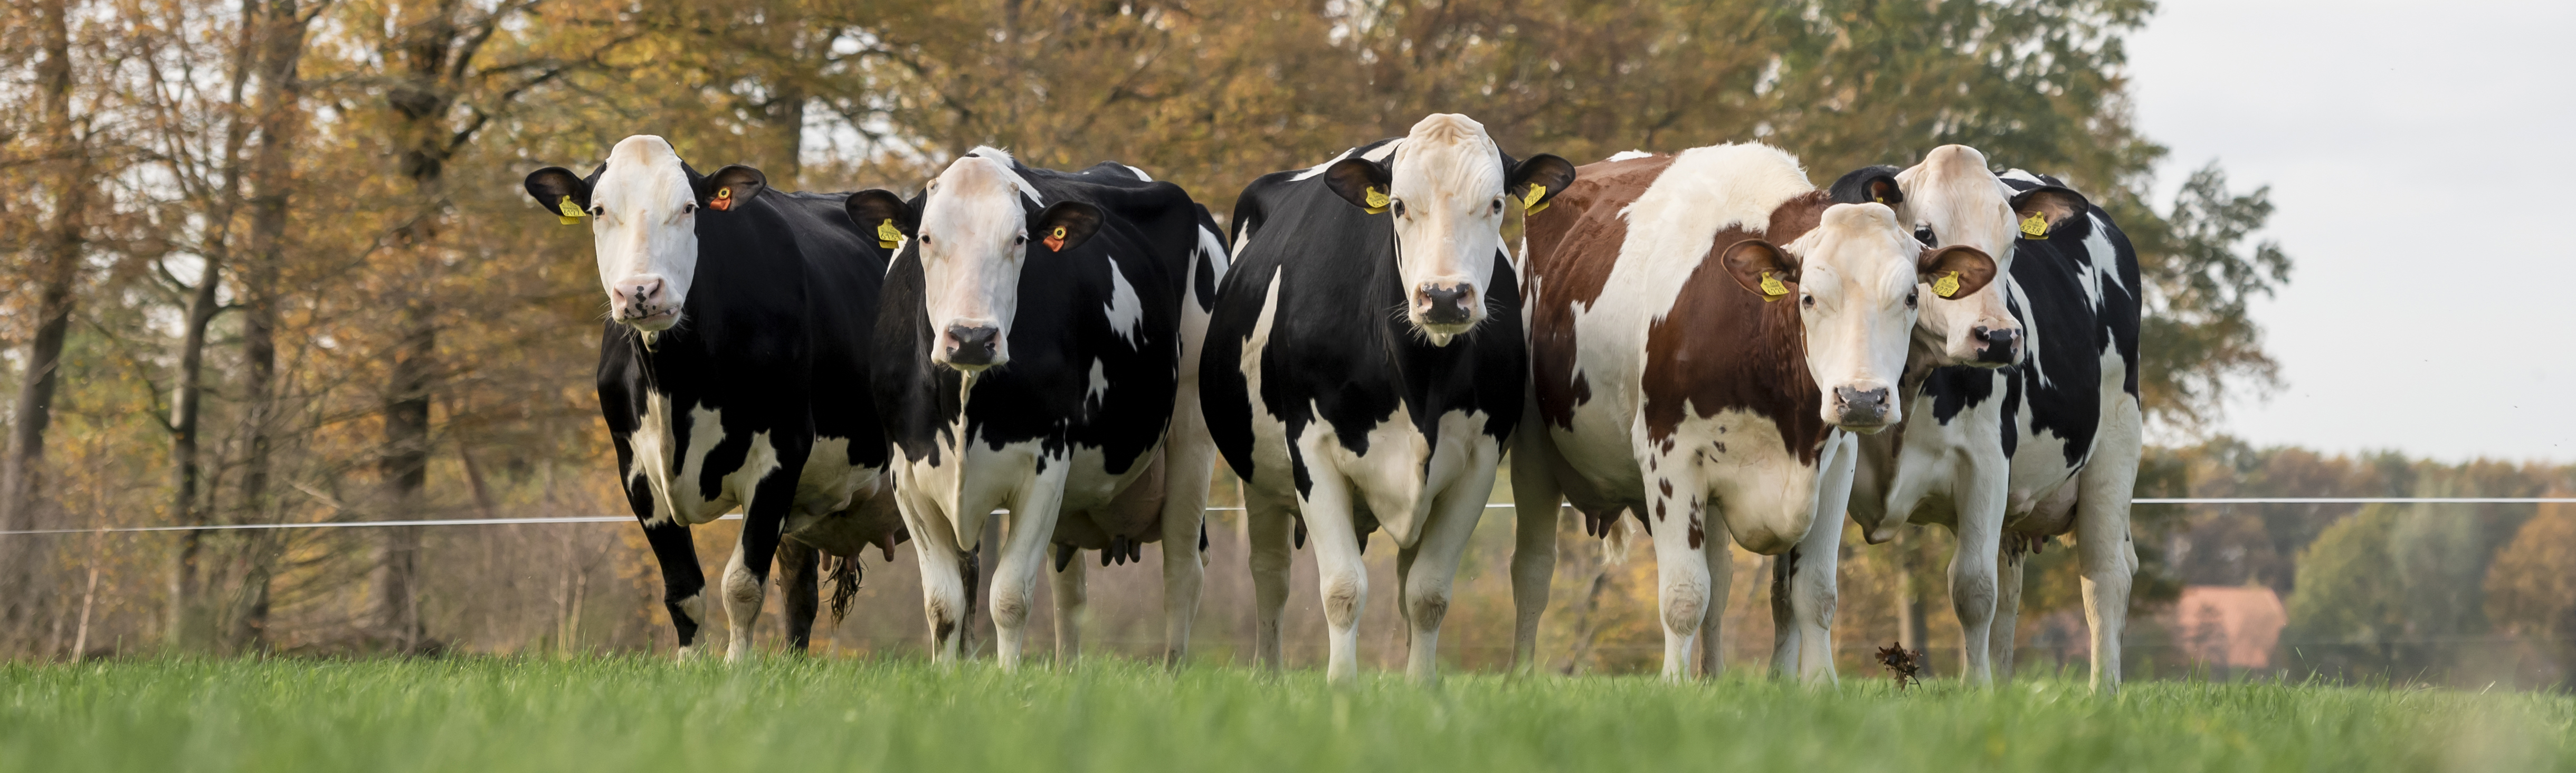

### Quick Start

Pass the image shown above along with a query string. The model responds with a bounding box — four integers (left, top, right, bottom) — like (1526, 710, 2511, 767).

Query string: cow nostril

(944, 325, 1001, 365)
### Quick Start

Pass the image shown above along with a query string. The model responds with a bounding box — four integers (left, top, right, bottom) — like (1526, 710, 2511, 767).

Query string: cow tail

(825, 553, 862, 624)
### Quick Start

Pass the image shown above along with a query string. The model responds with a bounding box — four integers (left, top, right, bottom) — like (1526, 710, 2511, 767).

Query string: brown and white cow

(1505, 144, 1997, 681)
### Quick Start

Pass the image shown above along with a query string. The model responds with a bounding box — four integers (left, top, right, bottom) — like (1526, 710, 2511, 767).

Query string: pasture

(5, 656, 2570, 772)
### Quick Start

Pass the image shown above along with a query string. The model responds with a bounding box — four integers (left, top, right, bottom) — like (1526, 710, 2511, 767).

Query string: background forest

(0, 0, 2566, 686)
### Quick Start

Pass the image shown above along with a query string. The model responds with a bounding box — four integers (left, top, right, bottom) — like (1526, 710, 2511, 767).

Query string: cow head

(1831, 145, 2024, 367)
(848, 148, 1101, 372)
(1320, 114, 1574, 346)
(1722, 203, 1996, 432)
(525, 135, 766, 333)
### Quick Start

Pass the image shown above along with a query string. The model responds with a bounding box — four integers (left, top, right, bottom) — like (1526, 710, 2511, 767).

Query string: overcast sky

(2126, 0, 2576, 463)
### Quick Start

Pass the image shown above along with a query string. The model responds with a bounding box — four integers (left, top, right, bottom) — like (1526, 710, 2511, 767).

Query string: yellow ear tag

(1363, 186, 1389, 214)
(709, 186, 735, 212)
(1522, 185, 1550, 216)
(1932, 271, 1962, 299)
(1043, 226, 1068, 252)
(876, 219, 902, 249)
(556, 195, 583, 225)
(2019, 211, 2048, 238)
(1758, 271, 1789, 301)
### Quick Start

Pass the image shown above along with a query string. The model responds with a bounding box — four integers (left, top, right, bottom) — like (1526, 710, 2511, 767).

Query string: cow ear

(1506, 154, 1577, 215)
(1029, 201, 1104, 253)
(1320, 157, 1393, 213)
(845, 189, 918, 248)
(698, 164, 767, 213)
(1721, 239, 1800, 302)
(1917, 244, 1998, 300)
(2008, 185, 2088, 240)
(1829, 165, 1905, 205)
(525, 167, 592, 224)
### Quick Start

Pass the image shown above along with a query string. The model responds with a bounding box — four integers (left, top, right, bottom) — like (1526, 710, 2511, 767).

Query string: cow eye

(1906, 291, 1919, 308)
(1391, 199, 1407, 217)
(589, 206, 605, 216)
(918, 234, 934, 246)
(1013, 234, 1026, 244)
(1800, 294, 1815, 309)
(1914, 225, 1936, 245)
(1490, 198, 1504, 215)
(682, 202, 697, 214)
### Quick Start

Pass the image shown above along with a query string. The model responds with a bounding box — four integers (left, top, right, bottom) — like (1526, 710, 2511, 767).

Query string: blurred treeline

(0, 0, 2525, 687)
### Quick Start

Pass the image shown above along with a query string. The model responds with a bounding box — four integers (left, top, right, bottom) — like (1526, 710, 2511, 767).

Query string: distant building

(2176, 585, 2288, 669)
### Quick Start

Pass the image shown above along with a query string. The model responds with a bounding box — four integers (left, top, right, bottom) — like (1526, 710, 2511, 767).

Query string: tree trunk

(0, 0, 91, 644)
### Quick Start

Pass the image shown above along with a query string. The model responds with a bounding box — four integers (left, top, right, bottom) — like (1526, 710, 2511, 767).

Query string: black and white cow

(524, 135, 907, 660)
(1204, 114, 1574, 685)
(847, 147, 1224, 670)
(1799, 144, 2144, 692)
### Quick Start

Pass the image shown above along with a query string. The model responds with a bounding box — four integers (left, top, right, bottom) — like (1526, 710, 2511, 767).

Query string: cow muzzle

(1414, 281, 1479, 329)
(940, 323, 1005, 370)
(1972, 325, 2022, 366)
(612, 275, 680, 331)
(1828, 384, 1898, 431)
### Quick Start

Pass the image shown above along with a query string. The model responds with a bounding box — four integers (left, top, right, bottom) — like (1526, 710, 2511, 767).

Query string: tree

(2125, 164, 2294, 432)
(2486, 501, 2576, 681)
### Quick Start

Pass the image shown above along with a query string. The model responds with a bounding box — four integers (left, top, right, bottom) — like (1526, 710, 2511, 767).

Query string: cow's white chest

(625, 395, 780, 526)
(1295, 402, 1497, 549)
(1645, 404, 1822, 553)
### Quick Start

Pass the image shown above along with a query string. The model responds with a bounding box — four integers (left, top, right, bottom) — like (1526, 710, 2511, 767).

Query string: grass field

(4, 657, 2571, 772)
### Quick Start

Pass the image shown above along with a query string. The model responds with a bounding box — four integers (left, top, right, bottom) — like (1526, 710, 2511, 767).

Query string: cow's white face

(869, 148, 1106, 373)
(1892, 145, 2024, 366)
(526, 135, 766, 335)
(1320, 114, 1574, 346)
(1725, 203, 1996, 432)
(584, 136, 701, 331)
(915, 154, 1033, 371)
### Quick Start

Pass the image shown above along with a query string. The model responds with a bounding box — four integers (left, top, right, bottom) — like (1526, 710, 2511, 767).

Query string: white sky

(2127, 0, 2576, 463)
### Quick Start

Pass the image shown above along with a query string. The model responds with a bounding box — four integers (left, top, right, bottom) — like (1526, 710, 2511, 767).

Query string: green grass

(3, 657, 2571, 772)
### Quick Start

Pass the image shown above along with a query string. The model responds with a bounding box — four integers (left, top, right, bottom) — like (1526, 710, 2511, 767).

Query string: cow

(1203, 113, 1575, 685)
(524, 135, 907, 661)
(846, 147, 1224, 670)
(1792, 143, 2143, 692)
(1503, 144, 2001, 681)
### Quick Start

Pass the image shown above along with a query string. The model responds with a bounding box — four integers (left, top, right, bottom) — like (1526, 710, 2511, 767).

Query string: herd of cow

(522, 113, 2142, 692)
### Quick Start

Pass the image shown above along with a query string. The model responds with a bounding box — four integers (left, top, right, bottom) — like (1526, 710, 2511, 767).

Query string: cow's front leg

(1948, 451, 2009, 685)
(1642, 456, 1710, 683)
(990, 462, 1070, 672)
(723, 467, 803, 662)
(896, 483, 971, 664)
(1506, 425, 1563, 677)
(1773, 432, 1853, 684)
(635, 514, 709, 660)
(1699, 527, 1732, 679)
(1296, 459, 1368, 686)
(1400, 463, 1497, 685)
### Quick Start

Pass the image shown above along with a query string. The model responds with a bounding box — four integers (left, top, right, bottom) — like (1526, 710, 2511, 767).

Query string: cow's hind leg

(636, 516, 709, 660)
(1507, 426, 1563, 677)
(1246, 493, 1296, 673)
(1158, 382, 1216, 669)
(1993, 544, 2025, 682)
(777, 539, 821, 653)
(1051, 545, 1086, 667)
(990, 464, 1070, 672)
(2076, 397, 2142, 693)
